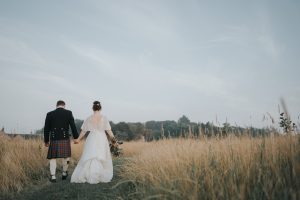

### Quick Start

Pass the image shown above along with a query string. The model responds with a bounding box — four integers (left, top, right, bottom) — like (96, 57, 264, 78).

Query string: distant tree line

(35, 115, 277, 141)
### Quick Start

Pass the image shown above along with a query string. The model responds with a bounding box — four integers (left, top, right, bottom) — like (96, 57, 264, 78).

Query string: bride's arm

(106, 130, 117, 144)
(75, 117, 89, 143)
(75, 130, 86, 142)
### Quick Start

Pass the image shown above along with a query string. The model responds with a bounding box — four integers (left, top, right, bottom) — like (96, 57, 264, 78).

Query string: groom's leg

(62, 157, 70, 175)
(49, 159, 57, 178)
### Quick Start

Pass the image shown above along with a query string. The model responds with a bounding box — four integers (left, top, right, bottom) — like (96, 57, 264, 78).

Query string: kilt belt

(49, 127, 70, 141)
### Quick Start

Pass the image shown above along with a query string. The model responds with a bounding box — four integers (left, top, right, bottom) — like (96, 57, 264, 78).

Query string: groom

(44, 100, 79, 182)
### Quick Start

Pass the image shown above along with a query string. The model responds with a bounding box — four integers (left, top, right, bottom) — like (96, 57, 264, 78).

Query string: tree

(163, 120, 178, 137)
(114, 122, 134, 141)
(177, 115, 191, 137)
(222, 122, 231, 136)
(178, 115, 190, 125)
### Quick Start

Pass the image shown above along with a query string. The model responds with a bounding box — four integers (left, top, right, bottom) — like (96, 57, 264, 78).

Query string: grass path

(2, 158, 133, 200)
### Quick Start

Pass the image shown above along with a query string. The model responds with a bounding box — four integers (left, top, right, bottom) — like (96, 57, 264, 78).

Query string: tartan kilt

(47, 139, 71, 159)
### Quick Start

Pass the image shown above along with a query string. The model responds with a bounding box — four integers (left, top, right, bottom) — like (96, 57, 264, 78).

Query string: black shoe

(62, 171, 68, 180)
(49, 176, 57, 183)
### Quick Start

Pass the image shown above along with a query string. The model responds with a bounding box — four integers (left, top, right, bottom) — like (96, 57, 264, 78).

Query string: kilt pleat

(47, 139, 71, 159)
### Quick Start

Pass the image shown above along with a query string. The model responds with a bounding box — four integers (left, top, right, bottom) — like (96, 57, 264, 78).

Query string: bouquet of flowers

(109, 140, 123, 157)
(105, 132, 123, 157)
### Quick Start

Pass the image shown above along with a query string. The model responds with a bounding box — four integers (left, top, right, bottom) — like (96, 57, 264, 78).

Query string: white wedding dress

(71, 114, 113, 184)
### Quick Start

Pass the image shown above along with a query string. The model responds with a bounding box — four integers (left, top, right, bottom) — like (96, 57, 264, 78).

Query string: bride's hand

(74, 139, 79, 144)
(111, 137, 118, 147)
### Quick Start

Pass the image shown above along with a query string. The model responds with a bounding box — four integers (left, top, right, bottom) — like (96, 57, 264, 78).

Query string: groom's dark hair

(56, 100, 65, 107)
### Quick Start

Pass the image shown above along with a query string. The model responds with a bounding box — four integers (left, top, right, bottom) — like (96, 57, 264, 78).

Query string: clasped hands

(73, 138, 80, 144)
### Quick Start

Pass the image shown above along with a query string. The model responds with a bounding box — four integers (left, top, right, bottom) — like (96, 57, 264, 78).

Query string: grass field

(0, 133, 299, 199)
(120, 135, 300, 199)
(0, 133, 84, 193)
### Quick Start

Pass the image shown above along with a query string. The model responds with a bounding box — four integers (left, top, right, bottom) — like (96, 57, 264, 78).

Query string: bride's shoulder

(85, 115, 93, 121)
(101, 115, 109, 121)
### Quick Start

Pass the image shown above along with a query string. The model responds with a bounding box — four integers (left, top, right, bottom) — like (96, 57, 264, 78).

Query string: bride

(71, 101, 116, 184)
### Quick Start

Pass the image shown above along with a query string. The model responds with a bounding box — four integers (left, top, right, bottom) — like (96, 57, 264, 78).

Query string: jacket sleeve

(69, 111, 79, 139)
(44, 113, 51, 143)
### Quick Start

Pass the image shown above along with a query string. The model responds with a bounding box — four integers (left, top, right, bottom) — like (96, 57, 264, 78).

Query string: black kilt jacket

(44, 108, 79, 143)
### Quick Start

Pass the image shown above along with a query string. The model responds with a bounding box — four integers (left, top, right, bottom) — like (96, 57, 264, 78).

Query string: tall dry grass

(1, 132, 299, 199)
(0, 134, 84, 193)
(120, 135, 300, 199)
(0, 134, 47, 193)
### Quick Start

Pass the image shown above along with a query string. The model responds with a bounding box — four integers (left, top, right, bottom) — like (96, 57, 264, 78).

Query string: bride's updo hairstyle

(93, 101, 101, 111)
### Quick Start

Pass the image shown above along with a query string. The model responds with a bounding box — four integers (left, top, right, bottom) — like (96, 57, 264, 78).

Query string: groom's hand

(45, 142, 49, 147)
(74, 139, 79, 144)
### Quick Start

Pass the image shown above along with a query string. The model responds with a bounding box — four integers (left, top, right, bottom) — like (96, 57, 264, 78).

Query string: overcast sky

(0, 0, 299, 133)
